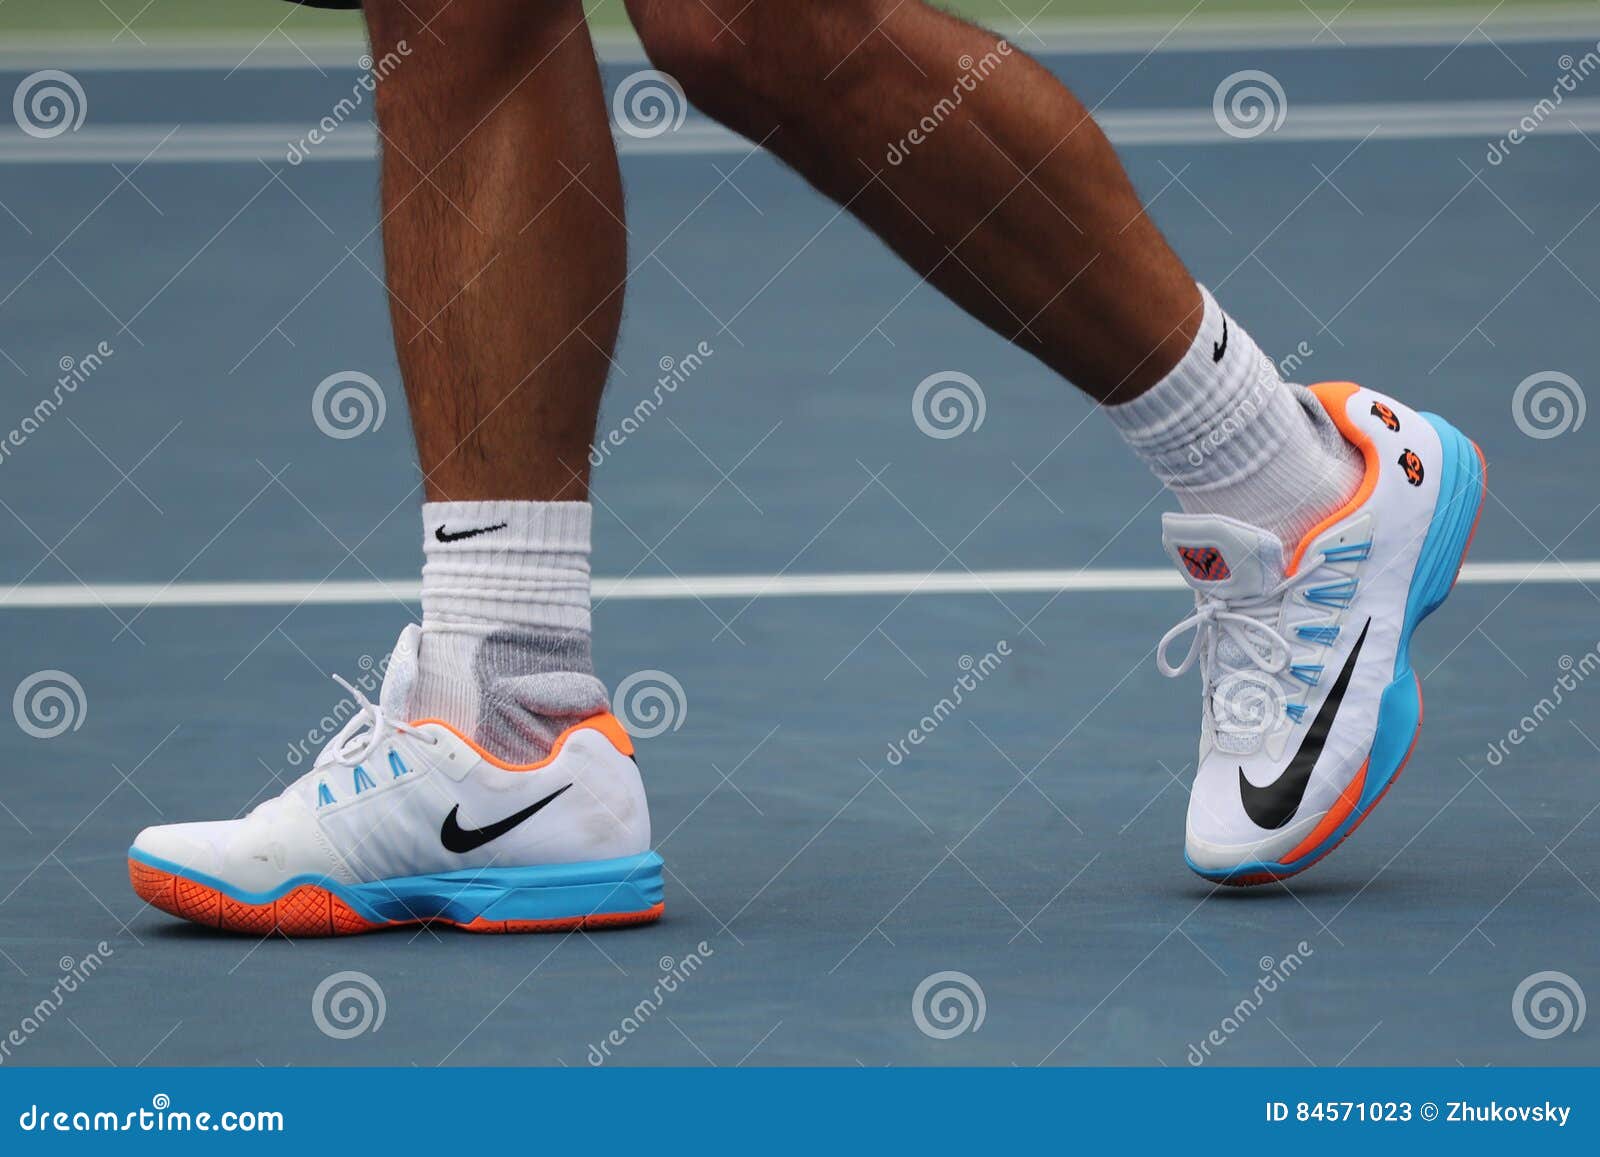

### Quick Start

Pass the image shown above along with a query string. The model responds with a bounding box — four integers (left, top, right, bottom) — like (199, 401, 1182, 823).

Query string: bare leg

(625, 0, 1199, 401)
(625, 0, 1361, 551)
(364, 1, 621, 759)
(367, 0, 624, 499)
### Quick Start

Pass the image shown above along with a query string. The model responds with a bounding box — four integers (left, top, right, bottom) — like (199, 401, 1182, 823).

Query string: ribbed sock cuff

(1104, 284, 1285, 489)
(1104, 286, 1364, 545)
(421, 500, 592, 634)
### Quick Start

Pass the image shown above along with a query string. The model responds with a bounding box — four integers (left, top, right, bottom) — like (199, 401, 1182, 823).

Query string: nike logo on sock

(1238, 618, 1370, 831)
(1212, 317, 1229, 363)
(434, 522, 508, 543)
(439, 784, 572, 853)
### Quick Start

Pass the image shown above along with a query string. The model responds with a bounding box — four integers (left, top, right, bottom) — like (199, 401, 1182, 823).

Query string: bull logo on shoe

(1370, 401, 1400, 431)
(1177, 546, 1231, 582)
(1397, 448, 1425, 486)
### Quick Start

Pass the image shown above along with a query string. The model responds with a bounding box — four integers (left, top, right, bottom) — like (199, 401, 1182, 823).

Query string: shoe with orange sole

(129, 625, 661, 934)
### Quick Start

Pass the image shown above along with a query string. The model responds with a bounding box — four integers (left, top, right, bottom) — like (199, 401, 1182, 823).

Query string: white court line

(0, 6, 1594, 69)
(1, 560, 1596, 609)
(4, 97, 1595, 165)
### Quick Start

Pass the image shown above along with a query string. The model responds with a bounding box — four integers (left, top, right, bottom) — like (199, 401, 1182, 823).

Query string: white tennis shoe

(129, 626, 661, 934)
(1157, 382, 1485, 884)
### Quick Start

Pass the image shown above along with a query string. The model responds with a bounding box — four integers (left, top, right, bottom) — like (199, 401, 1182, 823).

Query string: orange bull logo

(1398, 448, 1424, 486)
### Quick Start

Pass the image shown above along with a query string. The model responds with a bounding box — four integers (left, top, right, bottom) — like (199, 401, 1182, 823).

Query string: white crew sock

(1104, 284, 1364, 549)
(413, 500, 609, 763)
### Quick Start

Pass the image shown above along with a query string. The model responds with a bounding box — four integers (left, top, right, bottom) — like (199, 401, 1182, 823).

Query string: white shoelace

(1156, 576, 1304, 683)
(249, 676, 440, 820)
(317, 674, 439, 770)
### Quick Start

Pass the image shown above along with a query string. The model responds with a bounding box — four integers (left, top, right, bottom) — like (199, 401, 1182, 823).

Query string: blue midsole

(129, 847, 665, 924)
(1190, 412, 1484, 881)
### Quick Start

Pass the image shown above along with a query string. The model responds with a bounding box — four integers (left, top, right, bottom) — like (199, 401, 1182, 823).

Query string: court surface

(2, 11, 1599, 1067)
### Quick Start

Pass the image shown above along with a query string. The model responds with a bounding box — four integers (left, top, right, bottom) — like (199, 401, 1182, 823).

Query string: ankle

(412, 500, 608, 763)
(1106, 286, 1365, 547)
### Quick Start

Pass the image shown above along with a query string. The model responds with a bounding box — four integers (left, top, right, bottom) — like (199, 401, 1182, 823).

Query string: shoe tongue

(380, 624, 422, 720)
(1161, 513, 1285, 599)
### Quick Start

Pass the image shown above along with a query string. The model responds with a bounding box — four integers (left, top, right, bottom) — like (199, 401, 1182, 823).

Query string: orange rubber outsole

(129, 858, 664, 937)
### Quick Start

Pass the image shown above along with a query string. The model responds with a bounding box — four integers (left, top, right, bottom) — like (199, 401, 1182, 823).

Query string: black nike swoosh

(439, 784, 572, 853)
(434, 522, 508, 543)
(1212, 317, 1229, 363)
(1238, 618, 1370, 830)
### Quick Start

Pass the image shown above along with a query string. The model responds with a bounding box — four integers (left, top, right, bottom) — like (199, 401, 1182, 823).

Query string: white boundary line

(2, 560, 1596, 609)
(6, 97, 1596, 164)
(0, 6, 1594, 69)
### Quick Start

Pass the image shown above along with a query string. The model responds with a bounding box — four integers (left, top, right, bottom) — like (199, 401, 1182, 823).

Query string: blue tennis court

(1, 18, 1598, 1066)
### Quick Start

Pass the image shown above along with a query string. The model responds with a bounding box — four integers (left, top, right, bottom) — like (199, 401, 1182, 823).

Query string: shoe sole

(129, 849, 664, 936)
(1191, 414, 1488, 886)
